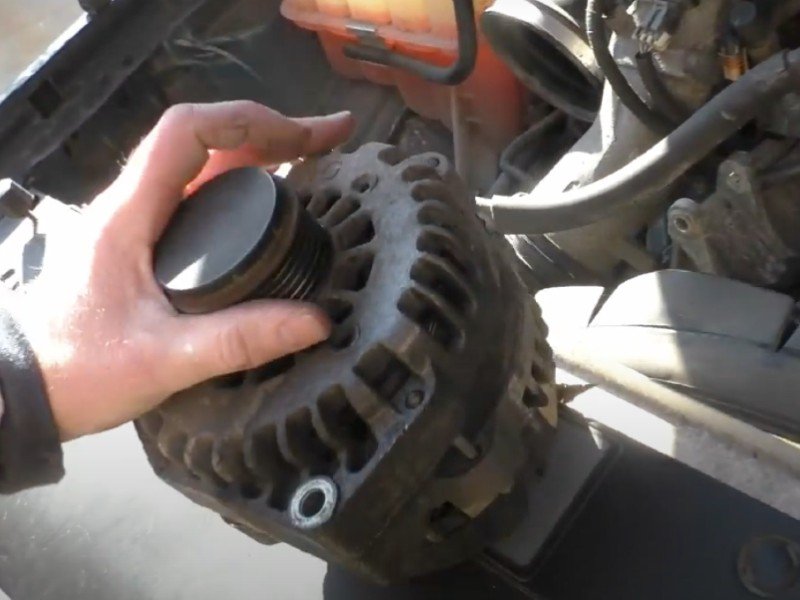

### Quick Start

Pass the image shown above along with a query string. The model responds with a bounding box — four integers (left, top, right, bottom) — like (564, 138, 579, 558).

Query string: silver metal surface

(290, 477, 339, 530)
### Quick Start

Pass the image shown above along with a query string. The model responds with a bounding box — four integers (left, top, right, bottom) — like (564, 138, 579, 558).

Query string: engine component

(498, 110, 568, 185)
(720, 36, 749, 81)
(627, 0, 690, 52)
(762, 92, 800, 139)
(484, 0, 791, 288)
(135, 143, 558, 583)
(478, 48, 800, 235)
(728, 0, 780, 64)
(539, 270, 800, 438)
(154, 168, 332, 313)
(481, 0, 602, 122)
(504, 95, 665, 289)
(343, 0, 478, 86)
(280, 0, 525, 190)
(668, 146, 800, 290)
(635, 51, 689, 124)
(586, 0, 674, 134)
(545, 285, 800, 473)
(484, 0, 726, 287)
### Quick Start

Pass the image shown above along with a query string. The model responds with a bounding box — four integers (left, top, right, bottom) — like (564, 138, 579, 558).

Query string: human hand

(12, 101, 355, 441)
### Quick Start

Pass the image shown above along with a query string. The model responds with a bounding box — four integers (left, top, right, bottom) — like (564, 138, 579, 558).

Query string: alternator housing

(136, 143, 557, 582)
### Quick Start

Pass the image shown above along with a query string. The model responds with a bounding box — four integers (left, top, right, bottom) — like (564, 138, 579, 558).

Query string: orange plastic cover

(281, 0, 524, 152)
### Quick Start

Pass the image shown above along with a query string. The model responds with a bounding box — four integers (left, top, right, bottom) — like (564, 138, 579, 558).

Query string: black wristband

(0, 306, 63, 493)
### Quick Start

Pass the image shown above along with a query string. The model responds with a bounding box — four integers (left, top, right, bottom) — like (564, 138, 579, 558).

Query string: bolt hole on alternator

(351, 173, 378, 193)
(290, 477, 338, 529)
(673, 215, 692, 234)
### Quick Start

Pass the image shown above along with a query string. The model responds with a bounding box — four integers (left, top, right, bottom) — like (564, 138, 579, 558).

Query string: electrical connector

(627, 0, 688, 51)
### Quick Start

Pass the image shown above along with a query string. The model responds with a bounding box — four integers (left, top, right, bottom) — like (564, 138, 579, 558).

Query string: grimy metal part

(154, 168, 333, 313)
(136, 143, 558, 583)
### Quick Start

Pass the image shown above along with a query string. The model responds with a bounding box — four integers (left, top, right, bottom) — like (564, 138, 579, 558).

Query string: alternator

(136, 143, 557, 583)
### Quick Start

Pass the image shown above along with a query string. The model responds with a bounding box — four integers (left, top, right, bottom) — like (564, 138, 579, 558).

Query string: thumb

(166, 301, 330, 390)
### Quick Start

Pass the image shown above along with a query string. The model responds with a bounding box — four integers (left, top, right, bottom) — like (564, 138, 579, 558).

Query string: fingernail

(328, 110, 353, 121)
(278, 310, 331, 350)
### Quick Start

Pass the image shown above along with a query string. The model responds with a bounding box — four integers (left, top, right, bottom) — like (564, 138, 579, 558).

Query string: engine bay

(0, 0, 799, 592)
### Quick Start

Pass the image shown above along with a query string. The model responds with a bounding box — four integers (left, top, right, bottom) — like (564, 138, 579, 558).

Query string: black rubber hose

(477, 49, 800, 234)
(343, 0, 477, 85)
(499, 110, 566, 184)
(636, 52, 690, 125)
(585, 0, 673, 134)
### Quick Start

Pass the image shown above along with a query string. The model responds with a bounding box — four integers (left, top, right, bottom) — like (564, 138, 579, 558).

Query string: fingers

(165, 300, 330, 390)
(295, 113, 357, 157)
(187, 111, 355, 194)
(95, 102, 354, 244)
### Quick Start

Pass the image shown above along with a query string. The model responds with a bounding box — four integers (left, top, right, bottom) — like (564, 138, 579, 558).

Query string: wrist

(0, 294, 64, 491)
(7, 289, 76, 441)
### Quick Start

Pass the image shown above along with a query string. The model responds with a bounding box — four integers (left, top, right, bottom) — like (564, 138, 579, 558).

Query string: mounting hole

(290, 477, 338, 529)
(352, 174, 378, 194)
(672, 215, 692, 234)
(301, 490, 325, 516)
